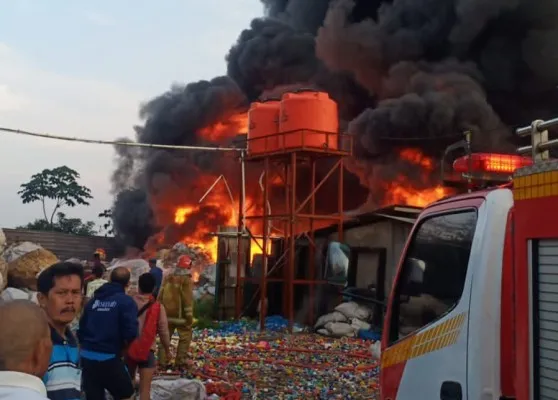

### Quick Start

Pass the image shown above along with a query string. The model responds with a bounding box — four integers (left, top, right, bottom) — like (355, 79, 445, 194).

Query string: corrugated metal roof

(312, 204, 422, 237)
(2, 229, 123, 261)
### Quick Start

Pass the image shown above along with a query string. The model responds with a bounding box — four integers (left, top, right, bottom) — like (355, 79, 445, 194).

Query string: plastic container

(279, 91, 339, 150)
(247, 101, 280, 155)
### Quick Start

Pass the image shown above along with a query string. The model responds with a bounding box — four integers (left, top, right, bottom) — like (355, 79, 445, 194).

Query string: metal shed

(312, 205, 421, 308)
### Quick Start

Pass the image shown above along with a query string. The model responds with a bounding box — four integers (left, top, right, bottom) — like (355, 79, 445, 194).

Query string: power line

(0, 126, 243, 152)
(0, 123, 526, 149)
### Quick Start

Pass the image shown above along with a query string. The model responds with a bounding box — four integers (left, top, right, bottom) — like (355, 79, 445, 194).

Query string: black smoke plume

(111, 0, 558, 249)
(112, 189, 156, 251)
(110, 77, 247, 248)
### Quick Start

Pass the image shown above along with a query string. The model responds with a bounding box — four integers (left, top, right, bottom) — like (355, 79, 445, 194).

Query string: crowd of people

(0, 250, 196, 400)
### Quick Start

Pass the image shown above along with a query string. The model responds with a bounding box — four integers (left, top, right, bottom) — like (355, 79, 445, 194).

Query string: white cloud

(85, 11, 116, 27)
(0, 42, 144, 230)
(0, 43, 10, 55)
(0, 84, 27, 111)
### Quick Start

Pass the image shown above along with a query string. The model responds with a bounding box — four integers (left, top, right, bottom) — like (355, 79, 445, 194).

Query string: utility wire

(0, 126, 243, 152)
(0, 123, 526, 147)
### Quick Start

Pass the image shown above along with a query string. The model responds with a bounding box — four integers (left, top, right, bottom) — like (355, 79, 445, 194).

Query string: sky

(0, 0, 262, 233)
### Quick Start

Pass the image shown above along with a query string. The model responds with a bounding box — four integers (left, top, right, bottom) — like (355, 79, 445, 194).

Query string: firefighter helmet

(177, 255, 192, 269)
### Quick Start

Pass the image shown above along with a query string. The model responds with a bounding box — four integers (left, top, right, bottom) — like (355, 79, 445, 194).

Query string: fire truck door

(381, 209, 478, 399)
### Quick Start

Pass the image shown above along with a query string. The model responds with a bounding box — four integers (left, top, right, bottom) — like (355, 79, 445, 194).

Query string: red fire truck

(380, 119, 558, 400)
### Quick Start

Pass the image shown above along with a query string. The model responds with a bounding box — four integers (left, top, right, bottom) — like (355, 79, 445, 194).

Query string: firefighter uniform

(157, 255, 194, 368)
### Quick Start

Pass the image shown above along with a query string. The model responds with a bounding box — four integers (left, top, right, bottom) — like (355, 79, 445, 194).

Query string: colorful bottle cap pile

(160, 316, 380, 399)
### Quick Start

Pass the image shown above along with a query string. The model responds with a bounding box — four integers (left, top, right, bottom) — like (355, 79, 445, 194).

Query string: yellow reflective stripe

(381, 311, 467, 369)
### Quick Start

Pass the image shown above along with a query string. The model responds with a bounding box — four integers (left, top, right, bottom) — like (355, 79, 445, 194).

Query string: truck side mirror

(324, 241, 351, 286)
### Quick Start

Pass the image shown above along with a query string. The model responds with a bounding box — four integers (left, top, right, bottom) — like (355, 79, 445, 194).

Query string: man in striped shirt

(37, 262, 84, 400)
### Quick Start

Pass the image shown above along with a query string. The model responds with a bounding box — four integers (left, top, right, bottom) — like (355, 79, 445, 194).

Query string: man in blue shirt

(36, 262, 84, 400)
(149, 258, 163, 297)
(78, 267, 138, 400)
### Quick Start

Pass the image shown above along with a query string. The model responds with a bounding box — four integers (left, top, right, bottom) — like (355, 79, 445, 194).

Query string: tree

(18, 166, 93, 227)
(98, 208, 114, 236)
(18, 212, 97, 236)
(56, 212, 97, 236)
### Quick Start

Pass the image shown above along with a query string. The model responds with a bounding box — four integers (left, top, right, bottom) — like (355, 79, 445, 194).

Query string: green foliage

(98, 208, 114, 236)
(193, 297, 218, 329)
(18, 212, 97, 236)
(18, 166, 93, 226)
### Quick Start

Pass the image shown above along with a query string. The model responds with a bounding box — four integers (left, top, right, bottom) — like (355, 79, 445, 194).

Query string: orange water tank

(247, 100, 280, 155)
(279, 91, 339, 150)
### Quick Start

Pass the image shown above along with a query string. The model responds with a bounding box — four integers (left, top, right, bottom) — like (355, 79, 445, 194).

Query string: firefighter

(157, 254, 194, 370)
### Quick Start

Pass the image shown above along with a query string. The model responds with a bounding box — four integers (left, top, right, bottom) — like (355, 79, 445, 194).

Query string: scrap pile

(161, 316, 380, 399)
(160, 242, 217, 300)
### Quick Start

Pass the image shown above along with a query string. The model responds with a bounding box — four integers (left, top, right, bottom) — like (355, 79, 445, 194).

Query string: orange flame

(250, 239, 272, 262)
(198, 113, 248, 142)
(167, 111, 267, 273)
(384, 185, 448, 208)
(382, 148, 452, 207)
(173, 205, 271, 265)
(173, 204, 235, 262)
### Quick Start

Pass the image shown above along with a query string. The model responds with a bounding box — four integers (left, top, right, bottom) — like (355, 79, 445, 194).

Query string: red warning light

(453, 153, 533, 175)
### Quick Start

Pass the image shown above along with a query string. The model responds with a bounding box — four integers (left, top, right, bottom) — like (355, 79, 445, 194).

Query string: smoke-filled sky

(108, 0, 558, 249)
(0, 0, 261, 230)
(1, 0, 557, 247)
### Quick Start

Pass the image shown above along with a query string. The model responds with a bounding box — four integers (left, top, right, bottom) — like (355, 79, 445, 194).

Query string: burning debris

(109, 0, 558, 254)
(159, 242, 214, 283)
(157, 242, 217, 303)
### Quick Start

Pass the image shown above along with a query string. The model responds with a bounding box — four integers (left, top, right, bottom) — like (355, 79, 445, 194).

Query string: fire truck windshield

(388, 210, 477, 342)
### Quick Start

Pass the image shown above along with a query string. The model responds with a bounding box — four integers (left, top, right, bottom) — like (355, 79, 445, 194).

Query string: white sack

(314, 311, 348, 329)
(0, 287, 38, 304)
(3, 242, 43, 263)
(350, 318, 372, 331)
(324, 322, 357, 338)
(370, 341, 382, 360)
(151, 378, 207, 400)
(335, 301, 372, 320)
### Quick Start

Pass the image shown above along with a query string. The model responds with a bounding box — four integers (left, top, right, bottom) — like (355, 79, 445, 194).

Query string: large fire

(162, 115, 449, 280)
(173, 204, 270, 264)
(198, 113, 249, 142)
(167, 113, 270, 267)
(381, 148, 452, 207)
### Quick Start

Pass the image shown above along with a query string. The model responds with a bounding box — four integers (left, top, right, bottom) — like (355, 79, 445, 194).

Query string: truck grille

(535, 240, 558, 399)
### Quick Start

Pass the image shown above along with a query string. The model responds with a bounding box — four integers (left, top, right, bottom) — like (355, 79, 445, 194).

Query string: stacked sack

(0, 241, 58, 303)
(314, 301, 373, 338)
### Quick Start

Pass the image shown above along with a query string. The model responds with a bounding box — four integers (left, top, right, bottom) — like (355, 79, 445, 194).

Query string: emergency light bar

(453, 153, 533, 175)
